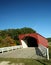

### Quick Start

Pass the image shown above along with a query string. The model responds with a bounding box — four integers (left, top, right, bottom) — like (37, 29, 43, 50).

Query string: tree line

(0, 27, 36, 47)
(47, 38, 51, 42)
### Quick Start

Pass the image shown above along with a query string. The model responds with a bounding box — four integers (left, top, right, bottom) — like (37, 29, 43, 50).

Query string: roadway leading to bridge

(0, 47, 45, 59)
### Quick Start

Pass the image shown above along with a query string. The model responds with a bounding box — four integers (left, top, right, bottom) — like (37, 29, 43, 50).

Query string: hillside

(0, 27, 36, 47)
(47, 38, 51, 46)
(47, 38, 51, 42)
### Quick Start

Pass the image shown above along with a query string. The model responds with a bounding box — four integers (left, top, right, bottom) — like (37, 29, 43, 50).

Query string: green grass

(0, 58, 43, 65)
(0, 58, 51, 65)
(49, 42, 51, 45)
(36, 59, 51, 65)
(49, 46, 51, 58)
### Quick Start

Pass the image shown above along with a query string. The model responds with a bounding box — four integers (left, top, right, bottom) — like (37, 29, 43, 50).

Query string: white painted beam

(21, 40, 28, 48)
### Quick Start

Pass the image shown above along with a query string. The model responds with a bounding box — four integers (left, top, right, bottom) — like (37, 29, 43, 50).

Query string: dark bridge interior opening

(23, 36, 38, 47)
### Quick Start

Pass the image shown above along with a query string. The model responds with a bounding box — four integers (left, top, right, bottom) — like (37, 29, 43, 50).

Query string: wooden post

(47, 48, 49, 60)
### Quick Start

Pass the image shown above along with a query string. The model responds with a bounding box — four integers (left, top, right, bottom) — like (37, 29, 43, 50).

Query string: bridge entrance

(23, 36, 38, 47)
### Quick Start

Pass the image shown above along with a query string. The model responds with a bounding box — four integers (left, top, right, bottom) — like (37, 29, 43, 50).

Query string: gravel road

(0, 47, 44, 59)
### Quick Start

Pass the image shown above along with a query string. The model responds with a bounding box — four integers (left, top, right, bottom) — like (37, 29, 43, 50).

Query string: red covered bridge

(19, 33, 48, 48)
(19, 33, 49, 60)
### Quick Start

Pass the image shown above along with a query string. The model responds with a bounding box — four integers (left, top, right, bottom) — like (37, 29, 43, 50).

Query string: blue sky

(0, 0, 51, 38)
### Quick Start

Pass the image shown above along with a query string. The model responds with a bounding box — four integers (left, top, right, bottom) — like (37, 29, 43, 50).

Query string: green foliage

(49, 46, 51, 58)
(0, 27, 36, 47)
(0, 36, 16, 47)
(15, 40, 20, 45)
(47, 38, 51, 42)
(0, 58, 44, 65)
(20, 27, 36, 34)
(0, 36, 2, 43)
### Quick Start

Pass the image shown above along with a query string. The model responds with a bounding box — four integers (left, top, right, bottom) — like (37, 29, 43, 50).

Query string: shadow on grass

(36, 59, 51, 65)
(36, 60, 46, 65)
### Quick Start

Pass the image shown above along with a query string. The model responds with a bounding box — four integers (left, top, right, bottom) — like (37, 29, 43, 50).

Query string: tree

(20, 27, 36, 34)
(0, 27, 36, 47)
(5, 36, 16, 46)
(0, 36, 16, 47)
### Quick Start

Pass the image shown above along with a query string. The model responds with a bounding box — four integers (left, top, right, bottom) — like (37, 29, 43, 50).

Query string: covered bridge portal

(19, 33, 48, 48)
(23, 36, 38, 47)
(19, 33, 49, 60)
